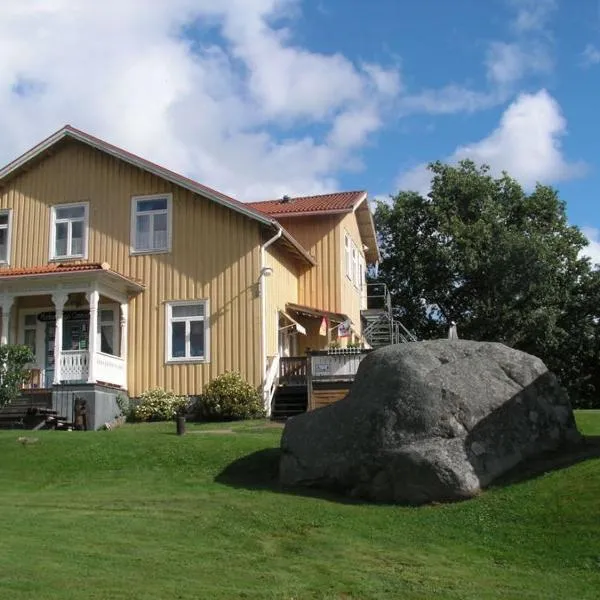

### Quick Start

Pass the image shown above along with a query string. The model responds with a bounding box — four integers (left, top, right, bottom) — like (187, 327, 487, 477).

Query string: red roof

(248, 191, 367, 217)
(0, 263, 108, 277)
(0, 262, 144, 289)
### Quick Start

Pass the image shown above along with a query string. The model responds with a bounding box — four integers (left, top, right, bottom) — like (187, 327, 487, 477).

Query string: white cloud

(0, 0, 400, 200)
(581, 44, 600, 67)
(486, 41, 552, 86)
(581, 228, 600, 267)
(399, 85, 504, 115)
(485, 0, 556, 87)
(509, 0, 557, 33)
(396, 90, 585, 194)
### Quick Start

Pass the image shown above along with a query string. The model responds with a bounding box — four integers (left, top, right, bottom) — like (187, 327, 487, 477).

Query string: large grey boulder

(280, 340, 581, 504)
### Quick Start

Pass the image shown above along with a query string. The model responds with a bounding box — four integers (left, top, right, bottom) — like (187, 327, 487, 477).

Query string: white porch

(0, 263, 144, 389)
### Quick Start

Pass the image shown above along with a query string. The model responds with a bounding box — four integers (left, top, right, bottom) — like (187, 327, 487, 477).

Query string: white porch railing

(94, 352, 126, 388)
(59, 351, 126, 388)
(60, 350, 89, 381)
(263, 354, 280, 414)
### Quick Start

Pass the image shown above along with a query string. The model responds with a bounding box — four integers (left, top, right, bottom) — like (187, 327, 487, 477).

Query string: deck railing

(279, 356, 309, 386)
(365, 282, 392, 313)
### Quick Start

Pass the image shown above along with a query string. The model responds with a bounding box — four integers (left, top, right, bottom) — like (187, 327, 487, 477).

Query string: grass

(0, 414, 599, 599)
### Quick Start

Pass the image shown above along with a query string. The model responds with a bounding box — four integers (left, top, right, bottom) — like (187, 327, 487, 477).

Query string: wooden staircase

(0, 391, 73, 430)
(271, 386, 308, 421)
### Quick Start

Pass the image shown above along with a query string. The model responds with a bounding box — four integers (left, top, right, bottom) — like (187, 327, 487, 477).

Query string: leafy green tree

(375, 160, 600, 406)
(0, 344, 35, 409)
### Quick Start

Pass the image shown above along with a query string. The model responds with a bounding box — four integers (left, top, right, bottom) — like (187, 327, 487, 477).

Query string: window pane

(153, 212, 168, 249)
(172, 304, 204, 318)
(100, 325, 114, 354)
(24, 329, 36, 354)
(171, 322, 186, 358)
(25, 314, 37, 326)
(55, 222, 68, 256)
(190, 321, 204, 357)
(136, 214, 151, 250)
(0, 213, 8, 226)
(0, 229, 6, 262)
(100, 309, 113, 322)
(56, 206, 85, 219)
(137, 198, 167, 212)
(71, 220, 84, 255)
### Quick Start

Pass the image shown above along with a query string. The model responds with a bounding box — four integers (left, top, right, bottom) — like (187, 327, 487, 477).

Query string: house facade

(0, 126, 379, 424)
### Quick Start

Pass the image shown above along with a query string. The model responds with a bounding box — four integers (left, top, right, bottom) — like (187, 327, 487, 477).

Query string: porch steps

(271, 386, 308, 421)
(0, 396, 52, 429)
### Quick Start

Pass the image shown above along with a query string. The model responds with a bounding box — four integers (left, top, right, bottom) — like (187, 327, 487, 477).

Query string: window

(0, 210, 12, 264)
(132, 194, 172, 253)
(344, 233, 352, 279)
(51, 203, 88, 259)
(166, 301, 208, 362)
(23, 314, 37, 355)
(352, 245, 359, 288)
(99, 309, 117, 355)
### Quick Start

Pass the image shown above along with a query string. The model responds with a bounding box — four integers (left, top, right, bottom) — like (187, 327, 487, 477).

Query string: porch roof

(0, 262, 145, 295)
(286, 302, 350, 324)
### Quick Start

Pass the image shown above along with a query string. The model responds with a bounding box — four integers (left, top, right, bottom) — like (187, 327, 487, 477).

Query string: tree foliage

(0, 344, 35, 409)
(375, 160, 600, 407)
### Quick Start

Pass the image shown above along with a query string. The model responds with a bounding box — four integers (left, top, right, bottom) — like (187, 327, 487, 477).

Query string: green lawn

(0, 413, 599, 600)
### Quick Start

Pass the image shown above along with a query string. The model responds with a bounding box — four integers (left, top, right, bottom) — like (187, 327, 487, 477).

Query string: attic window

(50, 202, 89, 260)
(131, 194, 172, 254)
(0, 210, 11, 264)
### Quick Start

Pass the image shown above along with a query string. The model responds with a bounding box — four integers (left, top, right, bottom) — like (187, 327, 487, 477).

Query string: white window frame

(165, 299, 210, 363)
(0, 209, 12, 265)
(131, 193, 173, 255)
(49, 202, 89, 260)
(344, 233, 352, 280)
(98, 305, 119, 356)
(352, 245, 359, 288)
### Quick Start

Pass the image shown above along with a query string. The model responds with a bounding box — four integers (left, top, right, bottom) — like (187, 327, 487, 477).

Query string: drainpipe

(260, 226, 283, 409)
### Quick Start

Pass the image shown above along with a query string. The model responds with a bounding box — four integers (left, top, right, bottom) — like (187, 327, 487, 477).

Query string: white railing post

(120, 302, 128, 384)
(51, 292, 69, 384)
(86, 287, 99, 384)
(0, 294, 14, 345)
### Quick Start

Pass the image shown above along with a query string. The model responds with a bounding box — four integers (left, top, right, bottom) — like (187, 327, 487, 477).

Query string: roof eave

(0, 126, 274, 228)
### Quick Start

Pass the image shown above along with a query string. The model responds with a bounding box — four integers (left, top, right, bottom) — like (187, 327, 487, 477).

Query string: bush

(115, 393, 130, 417)
(0, 345, 35, 409)
(195, 372, 265, 421)
(131, 388, 188, 422)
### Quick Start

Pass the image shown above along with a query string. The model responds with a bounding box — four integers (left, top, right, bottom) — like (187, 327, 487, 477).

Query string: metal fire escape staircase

(361, 283, 417, 348)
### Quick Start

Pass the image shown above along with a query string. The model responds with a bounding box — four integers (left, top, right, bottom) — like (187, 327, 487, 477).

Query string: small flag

(319, 317, 327, 336)
(338, 320, 351, 338)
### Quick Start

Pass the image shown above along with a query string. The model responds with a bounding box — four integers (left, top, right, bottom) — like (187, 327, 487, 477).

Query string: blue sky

(0, 0, 598, 261)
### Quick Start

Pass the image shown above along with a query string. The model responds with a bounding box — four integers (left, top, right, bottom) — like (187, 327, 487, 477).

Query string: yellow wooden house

(0, 126, 380, 426)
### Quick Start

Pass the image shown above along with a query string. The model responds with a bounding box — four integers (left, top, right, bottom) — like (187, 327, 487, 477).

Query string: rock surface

(280, 340, 581, 504)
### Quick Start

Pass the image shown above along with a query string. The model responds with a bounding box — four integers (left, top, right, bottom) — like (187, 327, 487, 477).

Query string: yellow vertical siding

(264, 246, 301, 357)
(275, 215, 342, 313)
(339, 212, 365, 340)
(0, 140, 262, 396)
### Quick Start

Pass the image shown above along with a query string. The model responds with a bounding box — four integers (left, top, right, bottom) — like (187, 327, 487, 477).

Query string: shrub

(131, 388, 188, 422)
(0, 345, 35, 409)
(195, 372, 265, 421)
(115, 393, 130, 417)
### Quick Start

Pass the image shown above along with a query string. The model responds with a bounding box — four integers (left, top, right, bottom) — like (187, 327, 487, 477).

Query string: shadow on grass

(214, 448, 372, 505)
(215, 437, 600, 505)
(490, 435, 600, 487)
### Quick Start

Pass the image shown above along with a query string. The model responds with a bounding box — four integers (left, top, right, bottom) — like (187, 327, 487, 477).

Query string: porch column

(86, 287, 100, 384)
(52, 292, 68, 385)
(0, 294, 14, 345)
(120, 303, 128, 362)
